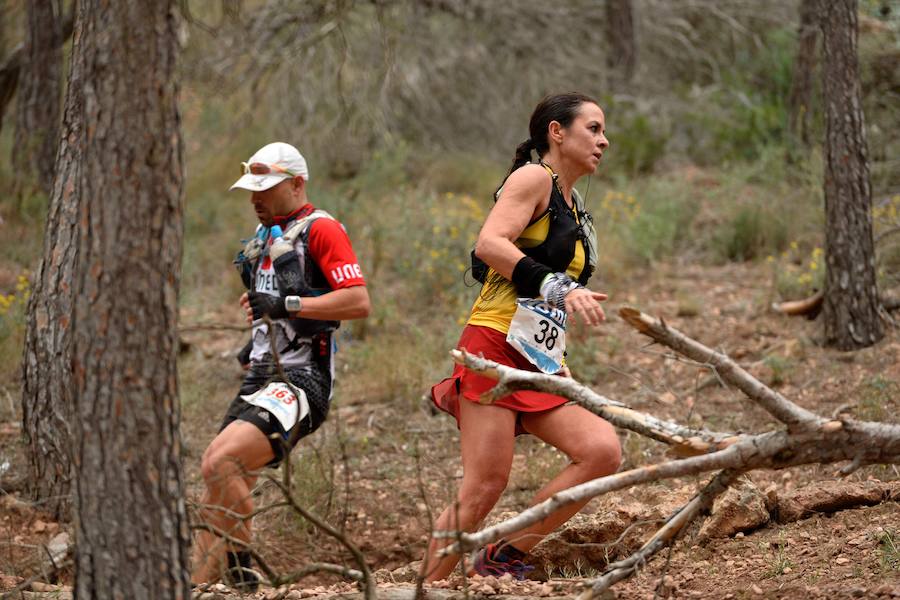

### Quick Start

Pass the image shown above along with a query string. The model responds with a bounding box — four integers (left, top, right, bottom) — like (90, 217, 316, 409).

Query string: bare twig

(263, 474, 376, 599)
(618, 307, 824, 431)
(178, 321, 251, 333)
(578, 469, 743, 599)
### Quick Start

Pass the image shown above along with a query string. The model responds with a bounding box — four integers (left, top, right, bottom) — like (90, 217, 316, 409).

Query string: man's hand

(242, 291, 289, 322)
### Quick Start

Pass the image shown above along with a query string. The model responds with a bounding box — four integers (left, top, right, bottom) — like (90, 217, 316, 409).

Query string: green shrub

(712, 206, 788, 262)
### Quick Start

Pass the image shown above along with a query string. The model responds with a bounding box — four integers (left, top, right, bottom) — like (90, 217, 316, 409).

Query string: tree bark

(818, 0, 884, 350)
(12, 0, 64, 197)
(787, 0, 818, 150)
(605, 0, 637, 88)
(50, 1, 190, 597)
(20, 2, 79, 519)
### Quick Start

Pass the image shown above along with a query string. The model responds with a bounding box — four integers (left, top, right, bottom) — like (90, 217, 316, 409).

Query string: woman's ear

(548, 120, 564, 144)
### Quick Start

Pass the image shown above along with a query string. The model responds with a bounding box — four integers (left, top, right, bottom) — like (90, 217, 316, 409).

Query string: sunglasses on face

(240, 161, 297, 177)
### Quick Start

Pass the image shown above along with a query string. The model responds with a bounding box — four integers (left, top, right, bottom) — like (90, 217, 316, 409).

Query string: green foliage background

(0, 0, 898, 407)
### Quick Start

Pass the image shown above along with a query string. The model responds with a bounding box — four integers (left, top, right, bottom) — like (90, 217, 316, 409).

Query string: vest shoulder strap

(282, 209, 336, 244)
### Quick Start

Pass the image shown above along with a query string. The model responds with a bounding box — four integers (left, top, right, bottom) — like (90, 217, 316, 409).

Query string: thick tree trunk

(13, 0, 64, 196)
(787, 0, 818, 149)
(818, 0, 884, 350)
(51, 1, 190, 598)
(605, 0, 637, 88)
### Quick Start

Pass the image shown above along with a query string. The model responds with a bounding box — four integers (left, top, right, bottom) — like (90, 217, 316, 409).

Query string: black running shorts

(220, 361, 332, 466)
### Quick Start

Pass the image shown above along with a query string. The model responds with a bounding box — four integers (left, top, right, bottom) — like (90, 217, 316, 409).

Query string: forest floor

(1, 260, 899, 599)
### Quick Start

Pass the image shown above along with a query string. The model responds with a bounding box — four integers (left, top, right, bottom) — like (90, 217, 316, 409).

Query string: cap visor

(229, 173, 289, 192)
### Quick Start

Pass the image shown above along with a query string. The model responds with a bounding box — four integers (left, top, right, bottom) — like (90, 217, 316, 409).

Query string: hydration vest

(471, 164, 596, 293)
(235, 208, 340, 336)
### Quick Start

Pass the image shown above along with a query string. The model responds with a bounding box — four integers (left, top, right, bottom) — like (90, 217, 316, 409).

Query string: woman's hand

(564, 288, 607, 326)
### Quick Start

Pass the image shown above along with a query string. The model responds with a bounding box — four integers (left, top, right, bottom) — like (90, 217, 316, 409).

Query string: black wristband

(511, 256, 552, 298)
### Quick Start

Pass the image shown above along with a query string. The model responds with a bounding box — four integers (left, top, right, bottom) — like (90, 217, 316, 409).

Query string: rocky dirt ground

(1, 261, 899, 599)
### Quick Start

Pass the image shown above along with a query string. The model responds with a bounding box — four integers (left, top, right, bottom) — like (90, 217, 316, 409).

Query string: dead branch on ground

(434, 305, 900, 599)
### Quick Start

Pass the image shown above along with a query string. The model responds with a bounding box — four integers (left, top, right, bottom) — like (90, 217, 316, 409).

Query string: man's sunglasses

(240, 161, 297, 177)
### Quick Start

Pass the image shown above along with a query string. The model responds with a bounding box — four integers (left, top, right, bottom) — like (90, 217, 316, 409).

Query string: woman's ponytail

(495, 138, 536, 197)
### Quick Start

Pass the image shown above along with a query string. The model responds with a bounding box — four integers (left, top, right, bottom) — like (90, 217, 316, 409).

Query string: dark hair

(498, 92, 599, 191)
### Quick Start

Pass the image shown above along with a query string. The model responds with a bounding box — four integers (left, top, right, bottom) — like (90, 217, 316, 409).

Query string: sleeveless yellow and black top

(468, 165, 594, 334)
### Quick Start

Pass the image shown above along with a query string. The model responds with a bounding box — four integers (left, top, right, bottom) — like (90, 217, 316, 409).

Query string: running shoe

(224, 550, 261, 592)
(472, 542, 534, 580)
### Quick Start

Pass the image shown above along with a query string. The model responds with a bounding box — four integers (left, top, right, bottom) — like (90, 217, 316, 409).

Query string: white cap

(229, 142, 310, 192)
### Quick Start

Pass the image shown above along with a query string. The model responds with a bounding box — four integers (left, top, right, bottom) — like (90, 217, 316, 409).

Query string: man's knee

(201, 444, 247, 486)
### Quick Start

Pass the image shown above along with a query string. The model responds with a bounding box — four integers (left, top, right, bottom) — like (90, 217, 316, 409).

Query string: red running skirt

(431, 324, 568, 423)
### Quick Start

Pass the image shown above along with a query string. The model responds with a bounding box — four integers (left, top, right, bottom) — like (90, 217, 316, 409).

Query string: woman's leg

(422, 399, 518, 582)
(505, 404, 621, 552)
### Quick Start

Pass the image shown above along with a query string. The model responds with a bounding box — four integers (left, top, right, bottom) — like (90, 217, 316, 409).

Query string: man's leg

(191, 420, 275, 585)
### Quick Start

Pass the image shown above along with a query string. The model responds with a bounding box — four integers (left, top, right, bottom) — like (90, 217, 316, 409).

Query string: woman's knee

(573, 432, 622, 478)
(459, 470, 509, 516)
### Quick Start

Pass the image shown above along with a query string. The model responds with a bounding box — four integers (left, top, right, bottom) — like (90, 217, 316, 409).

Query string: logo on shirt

(331, 263, 363, 285)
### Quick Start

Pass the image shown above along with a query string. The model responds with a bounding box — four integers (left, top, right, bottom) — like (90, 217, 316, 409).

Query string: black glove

(236, 339, 253, 367)
(248, 291, 289, 320)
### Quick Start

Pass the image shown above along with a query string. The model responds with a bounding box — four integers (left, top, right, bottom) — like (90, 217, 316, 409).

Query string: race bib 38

(506, 298, 567, 374)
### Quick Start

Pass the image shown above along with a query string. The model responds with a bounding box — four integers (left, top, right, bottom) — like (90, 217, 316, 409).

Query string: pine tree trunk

(605, 0, 637, 88)
(818, 0, 884, 350)
(12, 0, 63, 196)
(787, 0, 818, 149)
(51, 1, 190, 597)
(19, 145, 79, 520)
(19, 0, 76, 522)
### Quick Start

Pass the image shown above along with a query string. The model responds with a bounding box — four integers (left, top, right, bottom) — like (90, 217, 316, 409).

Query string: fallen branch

(577, 469, 742, 597)
(771, 289, 824, 318)
(434, 305, 900, 599)
(618, 307, 824, 431)
(450, 350, 740, 457)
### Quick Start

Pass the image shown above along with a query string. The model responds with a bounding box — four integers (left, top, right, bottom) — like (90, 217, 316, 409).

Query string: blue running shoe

(472, 542, 534, 580)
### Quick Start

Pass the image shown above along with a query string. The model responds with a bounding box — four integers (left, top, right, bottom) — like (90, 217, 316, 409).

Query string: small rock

(835, 556, 851, 565)
(751, 584, 763, 595)
(699, 477, 770, 540)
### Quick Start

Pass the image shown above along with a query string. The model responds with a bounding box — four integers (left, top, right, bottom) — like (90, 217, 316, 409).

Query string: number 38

(534, 319, 559, 350)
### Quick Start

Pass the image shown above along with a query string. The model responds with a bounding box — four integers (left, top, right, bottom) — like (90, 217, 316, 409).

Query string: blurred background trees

(0, 0, 898, 520)
(0, 0, 897, 591)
